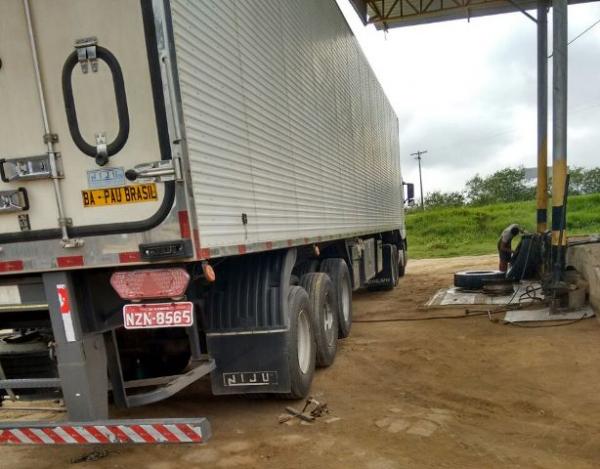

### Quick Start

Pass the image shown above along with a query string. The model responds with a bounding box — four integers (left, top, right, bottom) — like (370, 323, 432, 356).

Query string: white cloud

(336, 0, 600, 194)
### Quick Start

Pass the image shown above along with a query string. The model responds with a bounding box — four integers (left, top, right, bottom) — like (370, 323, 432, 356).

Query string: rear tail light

(110, 268, 190, 300)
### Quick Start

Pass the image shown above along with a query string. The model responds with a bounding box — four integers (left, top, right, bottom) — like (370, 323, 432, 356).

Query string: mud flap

(203, 249, 296, 395)
(206, 332, 289, 395)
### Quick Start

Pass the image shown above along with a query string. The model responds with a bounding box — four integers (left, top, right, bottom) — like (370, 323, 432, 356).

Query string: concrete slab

(504, 305, 595, 323)
(425, 282, 541, 308)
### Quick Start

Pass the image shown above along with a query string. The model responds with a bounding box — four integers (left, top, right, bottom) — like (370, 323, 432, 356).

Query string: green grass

(406, 194, 600, 259)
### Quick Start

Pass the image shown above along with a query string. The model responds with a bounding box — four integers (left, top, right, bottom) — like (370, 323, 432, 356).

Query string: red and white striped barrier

(0, 419, 210, 445)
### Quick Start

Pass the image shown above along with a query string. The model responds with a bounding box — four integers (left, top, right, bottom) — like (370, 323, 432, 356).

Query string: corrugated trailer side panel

(171, 0, 403, 252)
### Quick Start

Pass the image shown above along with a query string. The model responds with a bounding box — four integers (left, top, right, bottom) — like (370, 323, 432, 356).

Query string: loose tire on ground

(453, 270, 506, 290)
(300, 273, 339, 367)
(282, 286, 316, 399)
(320, 258, 353, 339)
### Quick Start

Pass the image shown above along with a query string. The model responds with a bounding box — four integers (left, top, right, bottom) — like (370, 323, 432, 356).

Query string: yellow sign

(82, 184, 158, 207)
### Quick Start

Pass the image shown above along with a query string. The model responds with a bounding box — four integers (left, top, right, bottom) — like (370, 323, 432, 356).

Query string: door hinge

(125, 158, 183, 183)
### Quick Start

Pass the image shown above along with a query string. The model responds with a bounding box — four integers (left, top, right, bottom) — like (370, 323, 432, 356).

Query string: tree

(582, 167, 600, 194)
(466, 167, 535, 205)
(548, 166, 600, 195)
(424, 191, 465, 208)
(567, 166, 586, 195)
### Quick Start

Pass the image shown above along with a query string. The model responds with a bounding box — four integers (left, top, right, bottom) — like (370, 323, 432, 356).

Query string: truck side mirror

(403, 182, 415, 205)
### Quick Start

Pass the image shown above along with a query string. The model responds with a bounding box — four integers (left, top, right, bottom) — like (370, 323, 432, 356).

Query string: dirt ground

(3, 255, 600, 469)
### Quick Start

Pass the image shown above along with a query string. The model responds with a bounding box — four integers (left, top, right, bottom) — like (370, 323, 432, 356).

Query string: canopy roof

(349, 0, 597, 29)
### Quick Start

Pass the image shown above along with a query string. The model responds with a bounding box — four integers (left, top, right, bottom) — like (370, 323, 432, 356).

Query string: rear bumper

(0, 418, 210, 444)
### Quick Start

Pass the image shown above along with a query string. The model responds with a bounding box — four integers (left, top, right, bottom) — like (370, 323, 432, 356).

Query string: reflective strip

(119, 251, 141, 263)
(129, 425, 155, 443)
(0, 423, 206, 444)
(178, 211, 191, 239)
(83, 426, 111, 444)
(10, 429, 34, 444)
(176, 423, 202, 442)
(53, 427, 78, 444)
(19, 428, 44, 444)
(117, 425, 145, 443)
(152, 425, 179, 443)
(56, 256, 84, 268)
(0, 260, 24, 273)
(164, 424, 192, 443)
(41, 428, 64, 444)
(30, 429, 55, 445)
(140, 425, 166, 442)
(73, 426, 100, 444)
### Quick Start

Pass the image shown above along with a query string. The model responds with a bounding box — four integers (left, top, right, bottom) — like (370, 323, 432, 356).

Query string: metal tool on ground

(279, 396, 329, 424)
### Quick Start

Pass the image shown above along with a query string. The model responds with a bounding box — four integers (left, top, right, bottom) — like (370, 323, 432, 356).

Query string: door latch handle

(125, 158, 183, 183)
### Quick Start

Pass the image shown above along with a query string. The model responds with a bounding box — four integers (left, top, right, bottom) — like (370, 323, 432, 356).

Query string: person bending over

(497, 224, 522, 272)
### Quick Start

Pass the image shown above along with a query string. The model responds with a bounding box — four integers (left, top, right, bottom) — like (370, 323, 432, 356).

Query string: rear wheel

(282, 286, 316, 399)
(320, 258, 353, 339)
(300, 273, 338, 367)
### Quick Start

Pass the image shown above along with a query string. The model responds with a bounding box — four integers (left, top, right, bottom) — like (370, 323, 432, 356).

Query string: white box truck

(0, 0, 408, 434)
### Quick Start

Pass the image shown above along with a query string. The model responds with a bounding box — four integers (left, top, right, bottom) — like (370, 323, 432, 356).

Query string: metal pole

(411, 150, 427, 210)
(23, 0, 79, 247)
(551, 0, 568, 282)
(536, 0, 548, 233)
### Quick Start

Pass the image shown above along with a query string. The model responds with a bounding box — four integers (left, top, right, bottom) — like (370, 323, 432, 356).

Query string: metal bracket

(43, 133, 58, 144)
(95, 133, 108, 166)
(0, 153, 62, 182)
(75, 37, 98, 73)
(125, 157, 183, 183)
(0, 188, 29, 213)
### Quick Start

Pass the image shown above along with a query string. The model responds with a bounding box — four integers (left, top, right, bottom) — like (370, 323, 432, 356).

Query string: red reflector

(119, 252, 141, 263)
(0, 260, 24, 273)
(57, 256, 84, 268)
(110, 268, 190, 300)
(178, 211, 191, 239)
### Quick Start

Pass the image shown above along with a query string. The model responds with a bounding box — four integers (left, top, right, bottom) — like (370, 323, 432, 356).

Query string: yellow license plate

(82, 184, 158, 207)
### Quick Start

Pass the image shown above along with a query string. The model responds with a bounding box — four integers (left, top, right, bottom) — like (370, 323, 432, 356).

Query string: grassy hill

(406, 194, 600, 259)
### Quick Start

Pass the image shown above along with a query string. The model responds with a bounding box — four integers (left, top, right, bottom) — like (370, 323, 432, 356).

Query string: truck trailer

(0, 0, 407, 433)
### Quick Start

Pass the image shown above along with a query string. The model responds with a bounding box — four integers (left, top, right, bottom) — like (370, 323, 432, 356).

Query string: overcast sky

(337, 0, 600, 195)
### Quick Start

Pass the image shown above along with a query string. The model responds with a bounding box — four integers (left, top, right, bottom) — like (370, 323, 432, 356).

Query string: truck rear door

(0, 0, 172, 243)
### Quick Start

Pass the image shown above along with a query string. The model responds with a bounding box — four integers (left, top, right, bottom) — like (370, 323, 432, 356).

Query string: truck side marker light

(202, 262, 216, 283)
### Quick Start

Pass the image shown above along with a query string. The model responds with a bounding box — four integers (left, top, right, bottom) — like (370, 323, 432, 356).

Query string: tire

(367, 244, 397, 291)
(320, 258, 353, 339)
(454, 270, 506, 290)
(300, 273, 339, 367)
(282, 286, 316, 399)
